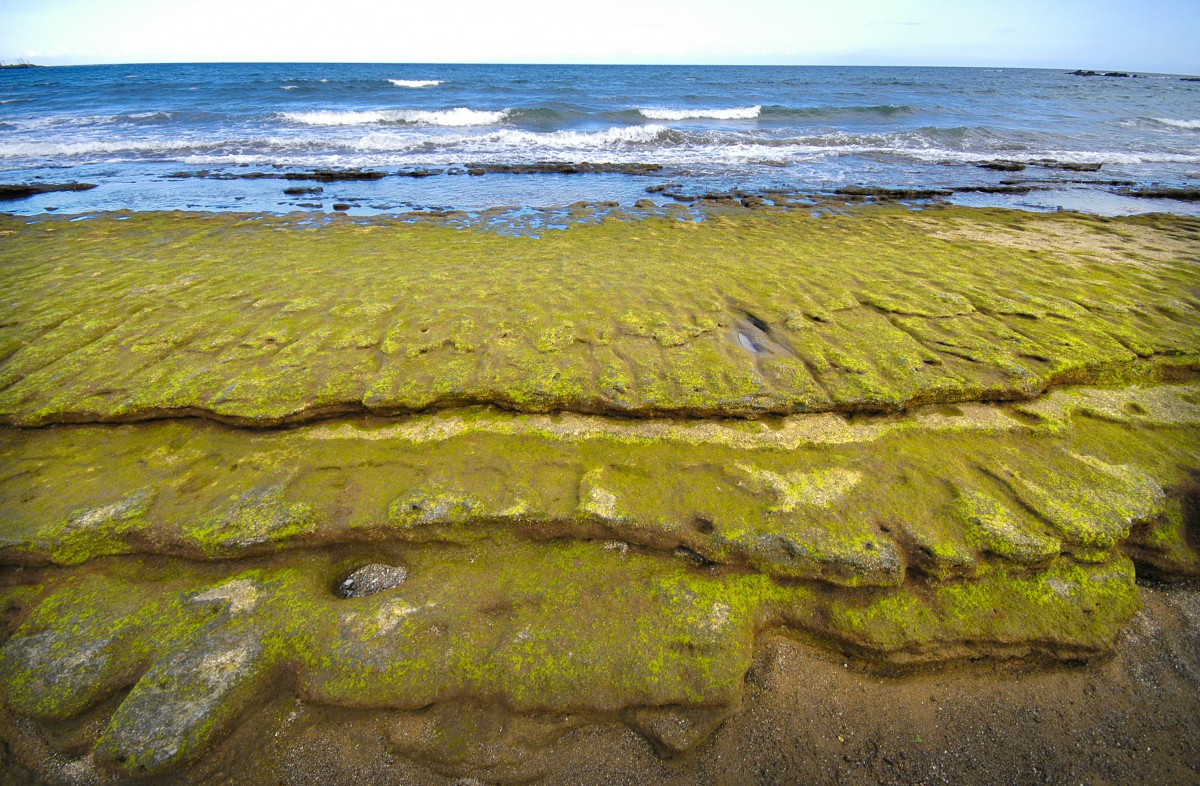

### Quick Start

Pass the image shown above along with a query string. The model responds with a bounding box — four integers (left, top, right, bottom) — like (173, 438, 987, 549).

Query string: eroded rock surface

(0, 207, 1196, 425)
(1, 207, 1198, 782)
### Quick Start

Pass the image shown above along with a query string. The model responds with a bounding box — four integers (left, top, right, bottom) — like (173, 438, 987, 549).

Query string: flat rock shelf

(1, 205, 1199, 784)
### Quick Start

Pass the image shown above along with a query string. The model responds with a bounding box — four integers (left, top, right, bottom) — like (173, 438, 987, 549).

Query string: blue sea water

(1, 62, 1199, 216)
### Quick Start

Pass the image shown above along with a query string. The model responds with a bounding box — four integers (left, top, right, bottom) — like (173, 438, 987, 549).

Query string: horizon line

(2, 60, 1194, 76)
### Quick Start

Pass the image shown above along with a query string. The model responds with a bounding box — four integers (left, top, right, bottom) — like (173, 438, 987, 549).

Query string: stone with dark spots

(336, 563, 409, 598)
(283, 186, 323, 195)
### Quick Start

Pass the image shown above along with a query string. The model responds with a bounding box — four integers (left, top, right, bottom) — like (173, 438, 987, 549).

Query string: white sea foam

(388, 79, 444, 88)
(1151, 118, 1200, 129)
(417, 125, 678, 151)
(282, 108, 510, 126)
(0, 138, 206, 158)
(281, 85, 298, 90)
(639, 105, 761, 121)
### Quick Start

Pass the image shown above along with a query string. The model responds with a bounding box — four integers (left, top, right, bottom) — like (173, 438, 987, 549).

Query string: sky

(1, 0, 1198, 73)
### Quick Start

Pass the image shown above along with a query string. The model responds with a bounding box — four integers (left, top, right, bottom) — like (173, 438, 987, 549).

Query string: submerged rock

(285, 169, 387, 182)
(1122, 187, 1200, 201)
(835, 185, 953, 199)
(0, 182, 97, 200)
(977, 160, 1026, 172)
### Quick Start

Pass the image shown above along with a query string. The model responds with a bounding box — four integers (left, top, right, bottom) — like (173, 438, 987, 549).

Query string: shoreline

(4, 170, 1200, 220)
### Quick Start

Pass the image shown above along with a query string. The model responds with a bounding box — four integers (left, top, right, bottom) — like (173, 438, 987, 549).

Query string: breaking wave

(639, 106, 761, 120)
(281, 108, 509, 126)
(1150, 118, 1200, 129)
(388, 79, 444, 88)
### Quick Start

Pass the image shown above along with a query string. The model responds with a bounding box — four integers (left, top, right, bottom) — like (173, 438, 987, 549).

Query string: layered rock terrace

(1, 205, 1198, 779)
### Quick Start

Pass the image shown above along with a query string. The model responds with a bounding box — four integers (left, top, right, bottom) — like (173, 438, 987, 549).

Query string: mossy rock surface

(2, 384, 1199, 775)
(2, 206, 1199, 779)
(2, 383, 1198, 583)
(0, 208, 1196, 424)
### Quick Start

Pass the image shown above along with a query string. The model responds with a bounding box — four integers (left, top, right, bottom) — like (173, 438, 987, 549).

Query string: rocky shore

(1, 205, 1198, 783)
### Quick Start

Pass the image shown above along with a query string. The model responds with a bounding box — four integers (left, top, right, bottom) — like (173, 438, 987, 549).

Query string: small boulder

(336, 563, 408, 599)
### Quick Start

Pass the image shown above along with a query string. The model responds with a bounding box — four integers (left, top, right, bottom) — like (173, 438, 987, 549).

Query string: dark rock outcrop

(1120, 187, 1200, 202)
(977, 161, 1026, 172)
(0, 182, 97, 201)
(835, 186, 953, 200)
(284, 170, 388, 182)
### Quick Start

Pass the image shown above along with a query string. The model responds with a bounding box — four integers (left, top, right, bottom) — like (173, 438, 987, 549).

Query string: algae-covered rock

(993, 452, 1166, 549)
(2, 384, 1199, 586)
(0, 536, 1152, 776)
(183, 481, 316, 555)
(0, 208, 1196, 424)
(956, 491, 1061, 563)
(1, 206, 1198, 780)
(93, 623, 276, 775)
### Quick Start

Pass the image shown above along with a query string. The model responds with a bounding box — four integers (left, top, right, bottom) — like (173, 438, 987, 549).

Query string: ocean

(2, 62, 1199, 217)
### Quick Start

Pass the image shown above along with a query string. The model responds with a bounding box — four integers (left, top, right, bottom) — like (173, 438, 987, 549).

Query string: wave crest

(281, 108, 510, 126)
(639, 106, 761, 121)
(388, 79, 444, 88)
(1151, 117, 1200, 129)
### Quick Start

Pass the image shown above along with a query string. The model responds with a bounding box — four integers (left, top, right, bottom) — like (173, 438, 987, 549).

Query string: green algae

(0, 207, 1197, 425)
(816, 557, 1139, 660)
(0, 536, 1147, 775)
(2, 384, 1198, 586)
(2, 205, 1199, 777)
(955, 490, 1061, 564)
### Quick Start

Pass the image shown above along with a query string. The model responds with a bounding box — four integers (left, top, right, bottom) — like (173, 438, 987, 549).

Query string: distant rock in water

(1035, 160, 1103, 172)
(1120, 187, 1200, 202)
(0, 182, 97, 200)
(1069, 70, 1136, 78)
